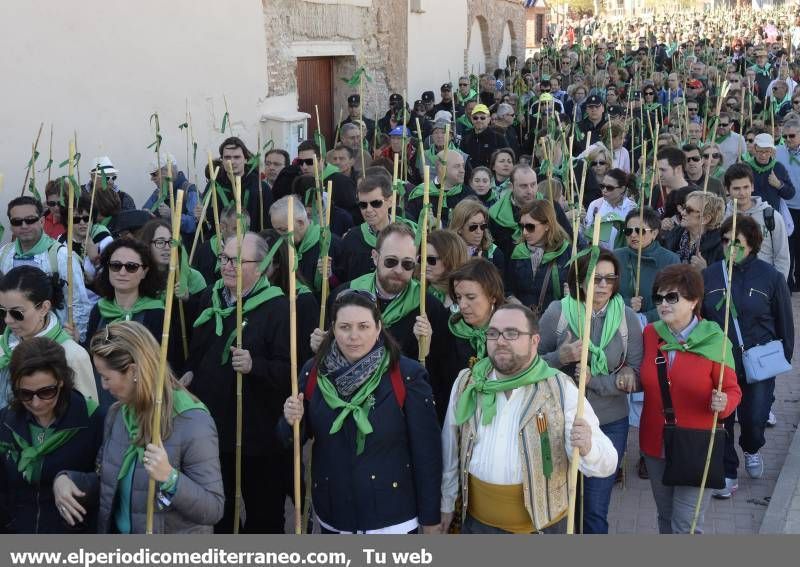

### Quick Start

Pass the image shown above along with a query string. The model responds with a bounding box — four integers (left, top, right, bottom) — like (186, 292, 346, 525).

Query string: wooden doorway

(297, 57, 334, 150)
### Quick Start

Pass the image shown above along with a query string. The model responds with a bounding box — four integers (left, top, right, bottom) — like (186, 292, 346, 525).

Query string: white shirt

(440, 366, 618, 513)
(585, 196, 637, 250)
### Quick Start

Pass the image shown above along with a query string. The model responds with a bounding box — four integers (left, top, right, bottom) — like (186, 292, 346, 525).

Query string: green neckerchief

(117, 389, 208, 481)
(193, 277, 283, 363)
(455, 355, 557, 426)
(586, 211, 626, 248)
(297, 223, 324, 291)
(209, 235, 221, 256)
(751, 62, 771, 76)
(407, 183, 465, 203)
(715, 131, 731, 144)
(359, 218, 417, 248)
(98, 216, 112, 228)
(97, 296, 164, 324)
(488, 188, 519, 239)
(560, 294, 625, 376)
(90, 223, 111, 240)
(0, 398, 99, 484)
(448, 314, 488, 360)
(510, 240, 569, 300)
(742, 152, 777, 174)
(14, 232, 54, 259)
(653, 319, 735, 369)
(714, 245, 747, 319)
(316, 350, 390, 455)
(0, 322, 71, 370)
(430, 286, 447, 304)
(349, 272, 420, 327)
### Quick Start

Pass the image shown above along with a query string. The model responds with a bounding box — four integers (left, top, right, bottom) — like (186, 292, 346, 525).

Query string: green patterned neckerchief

(13, 232, 54, 259)
(448, 314, 488, 360)
(349, 272, 420, 327)
(560, 294, 625, 376)
(741, 152, 777, 174)
(97, 296, 164, 324)
(0, 318, 72, 370)
(510, 240, 569, 300)
(653, 319, 735, 369)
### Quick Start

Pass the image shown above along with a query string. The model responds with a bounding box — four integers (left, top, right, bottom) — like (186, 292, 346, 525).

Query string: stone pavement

(607, 295, 800, 534)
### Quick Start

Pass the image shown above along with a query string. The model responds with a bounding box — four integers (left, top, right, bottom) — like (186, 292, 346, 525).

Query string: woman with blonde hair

(424, 230, 468, 308)
(507, 200, 571, 316)
(663, 190, 726, 268)
(448, 198, 506, 275)
(53, 321, 224, 534)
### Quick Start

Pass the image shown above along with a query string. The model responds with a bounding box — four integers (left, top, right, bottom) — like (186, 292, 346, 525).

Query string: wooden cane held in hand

(145, 189, 185, 534)
(319, 181, 334, 329)
(233, 176, 244, 534)
(566, 215, 602, 535)
(287, 197, 302, 534)
(417, 168, 431, 364)
(66, 140, 76, 328)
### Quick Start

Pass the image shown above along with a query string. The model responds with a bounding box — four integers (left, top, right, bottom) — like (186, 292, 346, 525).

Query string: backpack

(763, 205, 776, 233)
(0, 240, 63, 275)
(304, 362, 406, 409)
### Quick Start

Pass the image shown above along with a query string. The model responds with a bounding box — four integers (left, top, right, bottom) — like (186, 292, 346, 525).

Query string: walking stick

(566, 214, 602, 535)
(689, 204, 737, 535)
(258, 132, 265, 232)
(319, 180, 334, 329)
(436, 124, 452, 228)
(287, 197, 302, 535)
(232, 176, 245, 534)
(47, 124, 54, 184)
(66, 141, 76, 329)
(417, 167, 431, 365)
(145, 188, 185, 534)
(391, 153, 399, 223)
(189, 158, 220, 265)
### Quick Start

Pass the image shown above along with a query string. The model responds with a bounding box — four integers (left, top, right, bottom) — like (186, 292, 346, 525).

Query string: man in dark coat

(459, 104, 507, 168)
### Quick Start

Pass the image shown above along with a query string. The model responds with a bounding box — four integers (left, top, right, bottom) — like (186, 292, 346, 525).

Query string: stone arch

(497, 20, 513, 69)
(467, 14, 491, 75)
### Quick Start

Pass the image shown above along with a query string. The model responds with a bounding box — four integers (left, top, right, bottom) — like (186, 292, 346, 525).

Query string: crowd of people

(1, 4, 798, 536)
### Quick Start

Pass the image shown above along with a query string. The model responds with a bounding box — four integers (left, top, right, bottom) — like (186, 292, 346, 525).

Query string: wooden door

(297, 57, 334, 151)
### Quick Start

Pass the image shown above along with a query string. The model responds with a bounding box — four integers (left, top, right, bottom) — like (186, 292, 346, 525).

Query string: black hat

(347, 94, 360, 107)
(414, 99, 425, 109)
(585, 94, 604, 107)
(389, 93, 403, 104)
(421, 90, 435, 103)
(441, 82, 452, 91)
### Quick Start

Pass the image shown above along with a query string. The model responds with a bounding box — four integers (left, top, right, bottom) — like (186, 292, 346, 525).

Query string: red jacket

(43, 212, 65, 239)
(639, 323, 741, 458)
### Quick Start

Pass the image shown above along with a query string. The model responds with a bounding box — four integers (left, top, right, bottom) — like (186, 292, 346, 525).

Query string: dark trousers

(722, 377, 775, 479)
(581, 416, 629, 534)
(788, 208, 800, 289)
(216, 451, 291, 534)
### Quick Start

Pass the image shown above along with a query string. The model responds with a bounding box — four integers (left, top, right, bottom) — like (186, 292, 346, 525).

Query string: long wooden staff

(435, 124, 452, 228)
(311, 155, 324, 225)
(82, 164, 100, 257)
(232, 176, 244, 533)
(572, 132, 592, 258)
(417, 167, 431, 365)
(391, 154, 399, 223)
(66, 141, 76, 328)
(166, 157, 190, 360)
(566, 214, 602, 535)
(287, 197, 302, 534)
(188, 158, 220, 265)
(689, 204, 737, 535)
(258, 132, 265, 232)
(145, 188, 185, 534)
(47, 125, 54, 184)
(20, 123, 43, 196)
(319, 181, 334, 329)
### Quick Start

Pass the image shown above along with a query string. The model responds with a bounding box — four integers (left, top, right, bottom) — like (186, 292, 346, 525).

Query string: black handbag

(655, 351, 726, 489)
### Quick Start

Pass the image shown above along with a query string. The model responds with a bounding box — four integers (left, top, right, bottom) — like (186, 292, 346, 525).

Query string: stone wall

(467, 0, 526, 72)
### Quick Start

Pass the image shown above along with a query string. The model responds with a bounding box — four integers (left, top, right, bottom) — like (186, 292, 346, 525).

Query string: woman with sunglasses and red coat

(0, 266, 97, 411)
(0, 338, 104, 533)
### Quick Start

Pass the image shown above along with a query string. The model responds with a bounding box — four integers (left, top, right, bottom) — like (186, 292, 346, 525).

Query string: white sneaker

(766, 411, 777, 427)
(744, 451, 764, 479)
(712, 477, 738, 499)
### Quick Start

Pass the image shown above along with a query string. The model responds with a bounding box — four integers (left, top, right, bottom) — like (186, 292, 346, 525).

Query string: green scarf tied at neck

(97, 296, 165, 324)
(510, 240, 569, 300)
(560, 294, 625, 376)
(316, 350, 390, 455)
(14, 233, 55, 260)
(117, 389, 208, 481)
(0, 398, 99, 484)
(713, 245, 747, 319)
(742, 152, 777, 174)
(0, 322, 73, 370)
(448, 314, 488, 360)
(349, 272, 420, 328)
(296, 223, 326, 292)
(488, 189, 520, 239)
(360, 217, 418, 249)
(455, 355, 557, 426)
(653, 319, 735, 369)
(193, 277, 283, 364)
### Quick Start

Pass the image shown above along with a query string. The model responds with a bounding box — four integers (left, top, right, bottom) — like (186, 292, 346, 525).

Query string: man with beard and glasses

(440, 304, 617, 534)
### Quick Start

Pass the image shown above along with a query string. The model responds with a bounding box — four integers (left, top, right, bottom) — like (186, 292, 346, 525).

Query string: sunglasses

(297, 158, 315, 166)
(151, 238, 170, 249)
(688, 107, 698, 112)
(687, 155, 702, 162)
(459, 83, 469, 87)
(594, 274, 618, 285)
(15, 384, 60, 403)
(467, 223, 488, 232)
(335, 288, 378, 304)
(793, 100, 800, 105)
(519, 222, 540, 233)
(746, 138, 755, 143)
(624, 227, 654, 236)
(358, 199, 384, 210)
(718, 123, 731, 128)
(702, 153, 721, 159)
(652, 291, 681, 305)
(472, 115, 488, 121)
(46, 200, 61, 207)
(590, 161, 608, 167)
(382, 257, 416, 271)
(73, 215, 90, 224)
(107, 261, 143, 273)
(9, 216, 40, 227)
(786, 134, 798, 139)
(683, 206, 701, 215)
(425, 255, 439, 266)
(599, 183, 620, 191)
(0, 302, 42, 322)
(644, 91, 655, 96)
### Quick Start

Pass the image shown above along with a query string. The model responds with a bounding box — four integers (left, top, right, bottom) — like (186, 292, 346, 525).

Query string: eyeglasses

(594, 274, 618, 285)
(793, 100, 800, 105)
(459, 83, 469, 87)
(382, 257, 416, 271)
(686, 155, 702, 162)
(15, 384, 60, 403)
(486, 328, 534, 341)
(218, 254, 259, 267)
(358, 199, 384, 210)
(786, 133, 798, 139)
(590, 161, 608, 167)
(297, 158, 315, 166)
(746, 137, 755, 143)
(624, 227, 655, 236)
(519, 222, 540, 233)
(71, 215, 90, 224)
(687, 107, 698, 112)
(599, 183, 620, 191)
(702, 153, 721, 159)
(0, 302, 42, 322)
(718, 123, 731, 128)
(425, 255, 439, 266)
(652, 291, 682, 305)
(151, 238, 170, 249)
(683, 206, 701, 215)
(108, 261, 143, 273)
(644, 91, 655, 96)
(472, 115, 488, 121)
(9, 216, 40, 227)
(467, 223, 488, 232)
(46, 200, 60, 207)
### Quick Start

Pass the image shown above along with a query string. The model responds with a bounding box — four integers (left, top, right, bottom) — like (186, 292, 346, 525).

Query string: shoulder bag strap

(721, 262, 745, 350)
(655, 346, 676, 425)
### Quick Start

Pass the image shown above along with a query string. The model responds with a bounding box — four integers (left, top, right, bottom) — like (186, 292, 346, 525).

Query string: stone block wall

(467, 0, 526, 71)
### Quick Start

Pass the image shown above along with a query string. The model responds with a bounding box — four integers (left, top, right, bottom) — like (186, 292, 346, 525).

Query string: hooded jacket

(724, 196, 790, 278)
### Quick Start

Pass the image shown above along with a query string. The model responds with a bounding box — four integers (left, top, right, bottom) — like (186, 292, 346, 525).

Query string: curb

(760, 418, 800, 534)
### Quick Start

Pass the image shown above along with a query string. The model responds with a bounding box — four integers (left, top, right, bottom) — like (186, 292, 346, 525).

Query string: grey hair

(341, 123, 360, 137)
(783, 118, 800, 131)
(269, 195, 308, 222)
(223, 232, 269, 263)
(497, 103, 514, 117)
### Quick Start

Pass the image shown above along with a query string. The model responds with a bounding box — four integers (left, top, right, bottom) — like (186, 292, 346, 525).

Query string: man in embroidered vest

(441, 304, 617, 534)
(186, 232, 291, 533)
(0, 197, 90, 342)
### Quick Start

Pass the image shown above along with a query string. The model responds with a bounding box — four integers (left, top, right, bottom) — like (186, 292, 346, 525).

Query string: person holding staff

(53, 321, 223, 533)
(283, 290, 442, 534)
